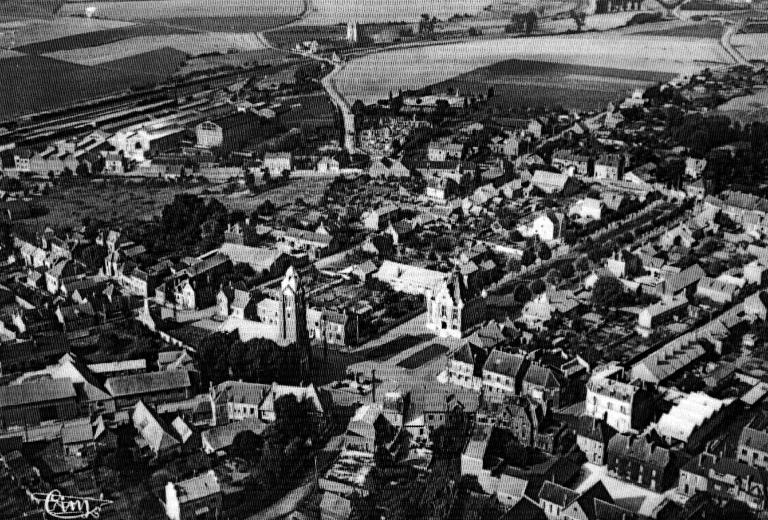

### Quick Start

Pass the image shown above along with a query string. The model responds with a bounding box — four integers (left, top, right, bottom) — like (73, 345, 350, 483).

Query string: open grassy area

(742, 22, 768, 33)
(15, 22, 194, 53)
(437, 58, 675, 111)
(396, 343, 448, 369)
(0, 47, 186, 118)
(0, 0, 64, 21)
(636, 21, 723, 38)
(19, 178, 207, 231)
(279, 92, 338, 131)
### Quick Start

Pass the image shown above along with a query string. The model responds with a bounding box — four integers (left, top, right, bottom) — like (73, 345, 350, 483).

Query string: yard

(19, 177, 208, 230)
(396, 343, 448, 369)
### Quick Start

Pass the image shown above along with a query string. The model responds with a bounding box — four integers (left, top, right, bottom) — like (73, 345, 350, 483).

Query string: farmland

(15, 22, 194, 54)
(59, 0, 303, 25)
(731, 32, 768, 61)
(0, 0, 63, 21)
(332, 32, 730, 105)
(436, 59, 675, 111)
(297, 0, 491, 25)
(43, 32, 266, 66)
(635, 21, 724, 38)
(0, 47, 186, 119)
(0, 17, 134, 49)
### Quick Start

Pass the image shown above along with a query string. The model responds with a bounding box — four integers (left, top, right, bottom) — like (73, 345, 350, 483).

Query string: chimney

(371, 369, 376, 403)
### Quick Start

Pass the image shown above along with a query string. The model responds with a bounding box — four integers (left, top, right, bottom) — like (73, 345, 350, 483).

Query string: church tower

(278, 266, 311, 380)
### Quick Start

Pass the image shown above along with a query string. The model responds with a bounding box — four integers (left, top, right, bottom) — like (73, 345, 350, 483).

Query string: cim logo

(29, 489, 113, 520)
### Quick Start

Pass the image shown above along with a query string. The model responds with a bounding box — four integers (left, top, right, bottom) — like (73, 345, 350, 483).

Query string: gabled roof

(105, 370, 191, 397)
(0, 378, 76, 408)
(216, 381, 271, 406)
(132, 400, 180, 455)
(201, 417, 267, 453)
(538, 480, 579, 508)
(523, 363, 560, 389)
(483, 350, 527, 379)
(172, 470, 221, 503)
(739, 423, 768, 454)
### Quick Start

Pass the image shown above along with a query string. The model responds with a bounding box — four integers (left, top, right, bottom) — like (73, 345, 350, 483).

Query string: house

(425, 269, 485, 339)
(537, 481, 579, 520)
(132, 400, 181, 460)
(737, 421, 768, 470)
(445, 343, 484, 391)
(263, 152, 292, 177)
(320, 493, 352, 520)
(637, 297, 688, 336)
(607, 433, 673, 492)
(317, 156, 340, 174)
(279, 228, 337, 260)
(105, 370, 192, 409)
(678, 451, 768, 511)
(584, 367, 653, 434)
(575, 417, 616, 465)
(38, 353, 116, 415)
(594, 154, 625, 181)
(660, 223, 696, 250)
(531, 171, 578, 195)
(696, 276, 739, 304)
(482, 350, 528, 401)
(426, 176, 457, 201)
(569, 198, 603, 221)
(551, 150, 591, 176)
(685, 157, 707, 179)
(606, 250, 642, 279)
(603, 110, 625, 129)
(164, 470, 223, 520)
(343, 403, 398, 453)
(369, 157, 410, 178)
(0, 379, 80, 428)
(522, 363, 562, 411)
(427, 140, 463, 161)
(362, 204, 400, 231)
(654, 263, 706, 300)
(526, 212, 566, 242)
(45, 259, 83, 295)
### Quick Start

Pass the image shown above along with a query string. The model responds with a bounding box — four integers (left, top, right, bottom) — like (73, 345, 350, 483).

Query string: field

(333, 32, 729, 105)
(0, 17, 134, 49)
(297, 0, 490, 25)
(636, 21, 723, 38)
(0, 0, 64, 21)
(437, 59, 675, 110)
(43, 32, 265, 65)
(731, 32, 768, 61)
(0, 48, 186, 119)
(742, 22, 768, 33)
(21, 178, 208, 230)
(396, 343, 448, 369)
(217, 176, 335, 213)
(680, 0, 749, 9)
(15, 22, 193, 54)
(717, 88, 768, 123)
(59, 0, 303, 25)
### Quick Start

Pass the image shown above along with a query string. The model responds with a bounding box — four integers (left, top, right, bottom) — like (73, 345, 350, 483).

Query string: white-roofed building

(374, 260, 448, 295)
(656, 392, 729, 449)
(164, 470, 222, 520)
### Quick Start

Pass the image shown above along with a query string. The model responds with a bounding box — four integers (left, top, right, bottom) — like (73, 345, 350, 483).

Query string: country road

(720, 19, 751, 67)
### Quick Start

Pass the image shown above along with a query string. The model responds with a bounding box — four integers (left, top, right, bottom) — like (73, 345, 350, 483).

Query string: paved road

(720, 19, 750, 67)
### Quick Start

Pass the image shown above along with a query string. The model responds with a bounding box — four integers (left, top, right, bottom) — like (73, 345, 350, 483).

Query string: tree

(79, 244, 107, 272)
(537, 242, 552, 261)
(231, 430, 264, 462)
(506, 258, 521, 273)
(61, 167, 73, 178)
(263, 168, 272, 184)
(514, 284, 532, 303)
(524, 10, 537, 35)
(546, 268, 561, 287)
(591, 275, 625, 309)
(560, 262, 576, 280)
(570, 10, 586, 31)
(76, 162, 90, 177)
(530, 278, 546, 295)
(521, 248, 536, 266)
(281, 169, 290, 181)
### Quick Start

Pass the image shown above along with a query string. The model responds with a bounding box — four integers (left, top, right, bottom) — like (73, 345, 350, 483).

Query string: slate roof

(607, 433, 670, 468)
(0, 379, 76, 407)
(132, 400, 180, 455)
(739, 424, 768, 454)
(523, 363, 560, 389)
(201, 417, 267, 453)
(538, 480, 579, 508)
(215, 381, 271, 406)
(172, 470, 221, 503)
(105, 370, 190, 397)
(483, 350, 527, 379)
(662, 263, 705, 295)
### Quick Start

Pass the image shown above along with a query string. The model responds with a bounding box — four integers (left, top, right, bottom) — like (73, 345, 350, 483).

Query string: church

(425, 269, 486, 339)
(218, 266, 311, 381)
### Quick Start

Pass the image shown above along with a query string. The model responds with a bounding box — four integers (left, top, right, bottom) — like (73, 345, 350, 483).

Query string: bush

(626, 12, 662, 24)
